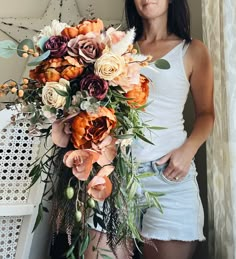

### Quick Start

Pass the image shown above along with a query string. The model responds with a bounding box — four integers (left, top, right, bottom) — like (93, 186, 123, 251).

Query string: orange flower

(71, 107, 117, 148)
(125, 75, 150, 109)
(63, 149, 99, 181)
(92, 136, 117, 166)
(77, 19, 104, 35)
(61, 26, 80, 39)
(87, 165, 114, 201)
(29, 57, 84, 83)
(61, 19, 104, 39)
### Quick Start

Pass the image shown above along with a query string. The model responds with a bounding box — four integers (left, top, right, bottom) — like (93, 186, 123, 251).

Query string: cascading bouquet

(0, 18, 169, 258)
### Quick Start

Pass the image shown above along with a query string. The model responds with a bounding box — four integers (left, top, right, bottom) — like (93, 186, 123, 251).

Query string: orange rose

(61, 26, 80, 39)
(125, 75, 149, 109)
(29, 57, 84, 83)
(87, 165, 114, 201)
(63, 149, 99, 181)
(76, 19, 104, 35)
(71, 107, 117, 148)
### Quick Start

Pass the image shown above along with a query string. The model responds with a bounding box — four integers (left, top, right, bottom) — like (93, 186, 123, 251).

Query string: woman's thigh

(84, 229, 133, 259)
(143, 240, 197, 259)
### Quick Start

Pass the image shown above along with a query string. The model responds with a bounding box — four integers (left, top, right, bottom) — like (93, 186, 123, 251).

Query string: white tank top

(132, 40, 190, 162)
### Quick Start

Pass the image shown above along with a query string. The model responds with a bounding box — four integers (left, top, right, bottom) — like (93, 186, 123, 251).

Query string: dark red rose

(45, 35, 68, 58)
(80, 73, 108, 100)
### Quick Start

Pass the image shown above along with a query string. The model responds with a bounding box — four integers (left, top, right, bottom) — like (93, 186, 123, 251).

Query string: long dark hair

(125, 0, 191, 43)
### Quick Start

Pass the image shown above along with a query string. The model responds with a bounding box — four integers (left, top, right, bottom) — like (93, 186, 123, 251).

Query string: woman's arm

(157, 39, 215, 181)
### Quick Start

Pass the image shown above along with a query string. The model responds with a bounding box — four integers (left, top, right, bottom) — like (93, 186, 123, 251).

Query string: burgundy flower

(67, 32, 104, 63)
(80, 73, 109, 100)
(45, 35, 68, 58)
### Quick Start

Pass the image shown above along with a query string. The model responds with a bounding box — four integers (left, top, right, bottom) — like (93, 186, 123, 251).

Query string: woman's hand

(156, 144, 195, 181)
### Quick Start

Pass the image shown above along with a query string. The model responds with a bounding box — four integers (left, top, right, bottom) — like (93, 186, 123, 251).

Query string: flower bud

(18, 89, 24, 98)
(87, 198, 96, 208)
(75, 210, 82, 222)
(65, 186, 74, 200)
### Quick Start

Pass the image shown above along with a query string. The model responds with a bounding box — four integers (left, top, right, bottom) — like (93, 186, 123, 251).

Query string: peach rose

(125, 75, 150, 109)
(94, 51, 125, 81)
(87, 165, 114, 201)
(63, 149, 99, 181)
(71, 107, 117, 148)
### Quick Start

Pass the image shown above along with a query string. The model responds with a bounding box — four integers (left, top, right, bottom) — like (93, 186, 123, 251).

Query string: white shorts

(136, 160, 205, 241)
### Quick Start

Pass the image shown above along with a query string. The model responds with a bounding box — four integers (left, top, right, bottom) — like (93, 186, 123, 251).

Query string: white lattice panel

(0, 119, 40, 204)
(0, 216, 23, 259)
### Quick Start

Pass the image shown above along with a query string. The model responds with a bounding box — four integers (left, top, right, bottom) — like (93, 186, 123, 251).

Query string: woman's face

(134, 0, 169, 20)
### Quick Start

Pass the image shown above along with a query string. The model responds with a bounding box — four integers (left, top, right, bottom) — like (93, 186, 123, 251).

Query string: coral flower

(125, 75, 150, 109)
(71, 107, 117, 148)
(63, 149, 99, 181)
(92, 136, 117, 166)
(87, 165, 114, 201)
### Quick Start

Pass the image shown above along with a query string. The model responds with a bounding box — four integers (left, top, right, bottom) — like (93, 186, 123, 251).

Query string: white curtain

(202, 0, 236, 258)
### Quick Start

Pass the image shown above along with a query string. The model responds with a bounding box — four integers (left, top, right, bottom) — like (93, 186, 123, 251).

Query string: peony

(94, 51, 125, 81)
(125, 75, 150, 109)
(67, 32, 104, 63)
(105, 27, 126, 45)
(87, 165, 114, 201)
(42, 78, 69, 109)
(29, 57, 84, 83)
(63, 149, 99, 181)
(79, 73, 109, 100)
(71, 107, 117, 148)
(44, 35, 69, 57)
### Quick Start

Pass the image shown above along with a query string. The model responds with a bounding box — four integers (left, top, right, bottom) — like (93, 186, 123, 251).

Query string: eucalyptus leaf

(37, 36, 49, 51)
(28, 50, 50, 66)
(0, 40, 17, 58)
(17, 39, 34, 57)
(155, 59, 170, 70)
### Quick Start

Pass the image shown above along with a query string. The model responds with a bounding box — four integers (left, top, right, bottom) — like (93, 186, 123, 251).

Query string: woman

(125, 0, 214, 258)
(85, 0, 214, 258)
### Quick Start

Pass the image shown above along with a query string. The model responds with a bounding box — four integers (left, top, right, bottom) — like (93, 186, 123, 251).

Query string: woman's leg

(143, 240, 197, 259)
(84, 229, 133, 259)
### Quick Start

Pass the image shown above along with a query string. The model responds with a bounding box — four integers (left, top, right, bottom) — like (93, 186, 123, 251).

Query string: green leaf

(146, 126, 166, 130)
(53, 87, 68, 97)
(115, 134, 134, 139)
(136, 172, 156, 179)
(79, 234, 90, 256)
(0, 40, 17, 58)
(32, 203, 43, 232)
(37, 36, 49, 51)
(66, 245, 75, 257)
(100, 254, 113, 259)
(17, 39, 34, 57)
(155, 59, 170, 70)
(29, 164, 41, 177)
(28, 50, 50, 66)
(128, 181, 138, 200)
(135, 132, 154, 145)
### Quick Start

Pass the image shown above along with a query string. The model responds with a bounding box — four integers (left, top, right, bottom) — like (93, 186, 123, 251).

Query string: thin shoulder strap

(182, 40, 190, 56)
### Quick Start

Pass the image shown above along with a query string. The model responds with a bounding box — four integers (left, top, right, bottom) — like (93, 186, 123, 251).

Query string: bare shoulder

(187, 39, 211, 63)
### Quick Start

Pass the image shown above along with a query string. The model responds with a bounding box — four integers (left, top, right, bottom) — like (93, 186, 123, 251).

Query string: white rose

(94, 51, 125, 81)
(42, 78, 69, 109)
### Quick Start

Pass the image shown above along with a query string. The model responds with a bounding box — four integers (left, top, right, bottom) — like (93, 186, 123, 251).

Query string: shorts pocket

(151, 161, 194, 185)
